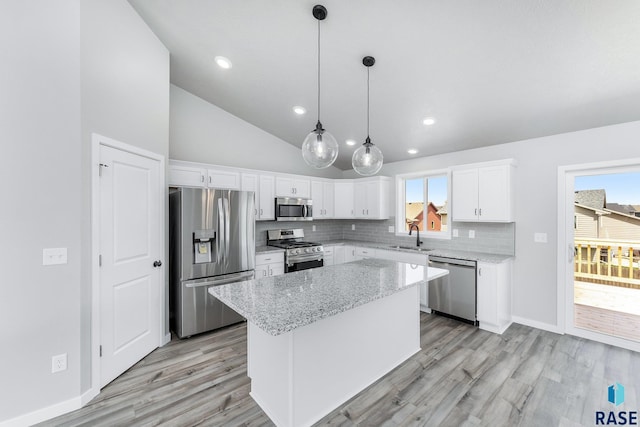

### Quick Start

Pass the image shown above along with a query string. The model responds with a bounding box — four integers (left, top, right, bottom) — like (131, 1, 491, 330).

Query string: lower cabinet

(476, 260, 512, 334)
(255, 252, 284, 278)
(323, 245, 335, 266)
(343, 245, 358, 263)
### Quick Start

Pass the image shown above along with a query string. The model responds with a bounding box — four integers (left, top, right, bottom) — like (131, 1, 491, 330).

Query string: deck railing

(575, 238, 640, 286)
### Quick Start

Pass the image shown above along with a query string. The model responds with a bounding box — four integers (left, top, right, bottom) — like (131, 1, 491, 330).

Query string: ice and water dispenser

(193, 230, 216, 264)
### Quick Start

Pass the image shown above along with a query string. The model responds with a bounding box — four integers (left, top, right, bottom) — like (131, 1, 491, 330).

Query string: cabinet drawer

(256, 252, 284, 266)
(355, 247, 375, 258)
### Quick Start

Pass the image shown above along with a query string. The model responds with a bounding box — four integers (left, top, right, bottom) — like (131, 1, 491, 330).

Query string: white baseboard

(511, 315, 562, 334)
(81, 387, 99, 406)
(0, 394, 83, 427)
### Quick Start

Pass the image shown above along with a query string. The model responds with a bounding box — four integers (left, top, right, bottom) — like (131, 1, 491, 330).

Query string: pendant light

(352, 56, 383, 176)
(301, 4, 339, 169)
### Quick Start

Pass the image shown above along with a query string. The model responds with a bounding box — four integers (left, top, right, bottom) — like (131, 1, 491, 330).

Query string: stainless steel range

(267, 229, 324, 273)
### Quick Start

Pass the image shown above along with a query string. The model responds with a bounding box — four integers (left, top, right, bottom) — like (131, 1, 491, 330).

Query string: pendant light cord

(367, 66, 370, 138)
(317, 19, 321, 123)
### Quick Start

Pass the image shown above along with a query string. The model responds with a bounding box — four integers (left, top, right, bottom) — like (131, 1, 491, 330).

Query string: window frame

(395, 168, 452, 240)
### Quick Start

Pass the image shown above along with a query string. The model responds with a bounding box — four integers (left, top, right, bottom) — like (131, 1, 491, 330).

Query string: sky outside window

(575, 172, 640, 204)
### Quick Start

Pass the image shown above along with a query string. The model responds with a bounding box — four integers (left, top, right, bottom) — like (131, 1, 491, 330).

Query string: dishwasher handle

(429, 255, 477, 267)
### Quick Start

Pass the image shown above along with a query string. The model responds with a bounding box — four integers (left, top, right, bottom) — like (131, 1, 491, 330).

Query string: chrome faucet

(408, 224, 423, 247)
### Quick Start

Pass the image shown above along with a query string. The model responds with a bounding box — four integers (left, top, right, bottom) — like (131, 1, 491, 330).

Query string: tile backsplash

(256, 217, 515, 256)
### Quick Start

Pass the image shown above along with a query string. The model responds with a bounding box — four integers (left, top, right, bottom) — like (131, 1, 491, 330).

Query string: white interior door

(99, 143, 162, 387)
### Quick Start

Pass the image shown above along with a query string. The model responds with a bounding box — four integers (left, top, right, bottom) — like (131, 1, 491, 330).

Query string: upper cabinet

(354, 177, 390, 219)
(333, 181, 355, 218)
(241, 173, 275, 221)
(169, 160, 240, 190)
(311, 180, 334, 219)
(275, 176, 311, 198)
(169, 160, 391, 221)
(452, 160, 515, 222)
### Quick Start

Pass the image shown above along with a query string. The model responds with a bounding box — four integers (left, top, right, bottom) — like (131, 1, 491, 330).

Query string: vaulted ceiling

(129, 0, 640, 170)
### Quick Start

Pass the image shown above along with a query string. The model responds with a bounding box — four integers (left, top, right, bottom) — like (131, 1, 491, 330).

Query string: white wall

(0, 0, 82, 421)
(0, 0, 169, 424)
(170, 85, 343, 179)
(80, 0, 170, 392)
(348, 121, 640, 329)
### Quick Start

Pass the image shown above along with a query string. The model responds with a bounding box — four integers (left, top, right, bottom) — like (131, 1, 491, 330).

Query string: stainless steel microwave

(275, 197, 313, 221)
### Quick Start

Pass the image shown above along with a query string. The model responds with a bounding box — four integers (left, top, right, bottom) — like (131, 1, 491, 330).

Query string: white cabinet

(241, 173, 275, 220)
(452, 162, 514, 222)
(275, 176, 311, 198)
(343, 245, 358, 263)
(255, 252, 285, 278)
(334, 181, 355, 218)
(354, 177, 390, 219)
(323, 245, 335, 266)
(169, 164, 207, 187)
(477, 260, 512, 334)
(355, 247, 375, 260)
(311, 180, 334, 219)
(333, 245, 345, 265)
(169, 161, 240, 190)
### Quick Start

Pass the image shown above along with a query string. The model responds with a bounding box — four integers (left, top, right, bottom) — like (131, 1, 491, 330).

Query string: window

(396, 169, 451, 239)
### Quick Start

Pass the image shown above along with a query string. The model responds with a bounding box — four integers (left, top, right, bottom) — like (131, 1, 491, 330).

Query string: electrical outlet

(52, 353, 67, 373)
(453, 229, 459, 238)
(312, 225, 316, 232)
(468, 230, 475, 239)
(388, 225, 395, 233)
(351, 224, 355, 231)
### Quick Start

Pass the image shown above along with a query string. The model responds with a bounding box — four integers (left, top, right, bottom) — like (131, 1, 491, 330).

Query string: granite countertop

(255, 245, 284, 255)
(209, 258, 426, 336)
(318, 239, 513, 263)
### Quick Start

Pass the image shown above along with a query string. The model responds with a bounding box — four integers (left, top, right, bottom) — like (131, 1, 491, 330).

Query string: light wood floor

(38, 313, 640, 426)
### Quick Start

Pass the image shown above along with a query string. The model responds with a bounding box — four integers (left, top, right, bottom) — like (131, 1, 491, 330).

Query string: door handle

(569, 245, 574, 263)
(153, 260, 162, 267)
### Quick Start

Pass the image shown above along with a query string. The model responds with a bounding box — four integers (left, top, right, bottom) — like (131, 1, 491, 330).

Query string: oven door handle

(287, 254, 324, 265)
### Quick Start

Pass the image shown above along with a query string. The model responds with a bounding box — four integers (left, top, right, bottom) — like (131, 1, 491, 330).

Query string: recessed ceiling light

(345, 139, 357, 146)
(293, 106, 306, 115)
(214, 56, 232, 69)
(423, 117, 436, 126)
(407, 149, 418, 155)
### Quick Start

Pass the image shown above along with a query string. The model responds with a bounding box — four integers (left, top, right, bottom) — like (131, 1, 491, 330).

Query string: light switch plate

(453, 229, 459, 238)
(468, 230, 475, 239)
(534, 232, 548, 243)
(388, 226, 395, 233)
(351, 224, 355, 231)
(43, 248, 68, 265)
(312, 225, 316, 232)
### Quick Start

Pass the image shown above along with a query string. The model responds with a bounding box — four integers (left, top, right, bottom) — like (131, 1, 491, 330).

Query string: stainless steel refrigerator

(169, 187, 255, 338)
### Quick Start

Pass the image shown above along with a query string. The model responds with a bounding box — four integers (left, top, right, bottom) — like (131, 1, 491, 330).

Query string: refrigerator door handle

(184, 270, 254, 288)
(224, 195, 230, 262)
(217, 197, 224, 264)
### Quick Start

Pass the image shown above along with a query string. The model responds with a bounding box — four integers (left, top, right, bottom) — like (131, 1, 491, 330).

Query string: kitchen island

(210, 259, 445, 427)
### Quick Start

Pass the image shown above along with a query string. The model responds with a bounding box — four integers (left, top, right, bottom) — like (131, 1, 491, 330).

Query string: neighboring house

(405, 202, 424, 230)
(607, 203, 638, 217)
(426, 202, 442, 231)
(574, 190, 640, 240)
(437, 201, 448, 231)
(406, 202, 442, 231)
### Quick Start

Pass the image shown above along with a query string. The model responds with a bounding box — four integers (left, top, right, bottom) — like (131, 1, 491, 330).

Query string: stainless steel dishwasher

(428, 255, 477, 324)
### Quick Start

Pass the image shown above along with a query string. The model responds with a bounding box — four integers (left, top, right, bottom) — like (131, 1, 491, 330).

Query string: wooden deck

(575, 280, 640, 342)
(36, 313, 640, 426)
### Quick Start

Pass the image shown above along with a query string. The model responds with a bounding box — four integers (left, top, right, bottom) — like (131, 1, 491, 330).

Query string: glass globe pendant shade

(302, 121, 339, 169)
(352, 137, 383, 176)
